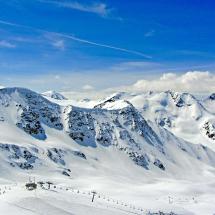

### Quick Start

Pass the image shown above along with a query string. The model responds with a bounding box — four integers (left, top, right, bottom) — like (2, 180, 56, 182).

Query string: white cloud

(160, 73, 177, 81)
(43, 32, 66, 50)
(52, 39, 65, 50)
(0, 40, 16, 48)
(82, 84, 95, 91)
(29, 71, 215, 94)
(132, 71, 215, 93)
(0, 51, 214, 95)
(40, 0, 111, 17)
(61, 2, 110, 17)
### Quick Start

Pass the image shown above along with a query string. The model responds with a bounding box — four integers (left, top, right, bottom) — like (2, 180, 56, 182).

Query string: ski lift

(25, 177, 37, 191)
(25, 182, 37, 191)
(91, 190, 97, 202)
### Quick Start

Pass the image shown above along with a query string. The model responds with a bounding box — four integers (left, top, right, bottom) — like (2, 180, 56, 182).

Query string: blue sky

(0, 0, 215, 91)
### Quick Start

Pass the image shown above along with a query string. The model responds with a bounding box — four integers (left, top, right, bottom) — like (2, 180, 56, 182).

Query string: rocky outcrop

(0, 143, 38, 170)
(203, 121, 215, 140)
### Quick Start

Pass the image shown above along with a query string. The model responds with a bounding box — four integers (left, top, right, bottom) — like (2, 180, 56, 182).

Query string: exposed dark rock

(153, 159, 165, 171)
(47, 148, 66, 166)
(203, 121, 215, 140)
(209, 93, 215, 100)
(73, 151, 86, 159)
(0, 143, 37, 170)
(62, 170, 70, 177)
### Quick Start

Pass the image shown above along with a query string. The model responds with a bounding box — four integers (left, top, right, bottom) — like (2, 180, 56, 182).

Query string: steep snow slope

(1, 87, 215, 214)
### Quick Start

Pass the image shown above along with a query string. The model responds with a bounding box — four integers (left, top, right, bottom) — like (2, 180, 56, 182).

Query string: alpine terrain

(0, 87, 215, 214)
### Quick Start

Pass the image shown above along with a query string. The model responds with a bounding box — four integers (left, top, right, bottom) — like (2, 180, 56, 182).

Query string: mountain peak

(42, 90, 67, 100)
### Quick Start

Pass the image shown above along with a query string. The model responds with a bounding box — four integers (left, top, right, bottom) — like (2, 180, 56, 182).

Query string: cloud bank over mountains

(131, 71, 215, 93)
(0, 71, 214, 95)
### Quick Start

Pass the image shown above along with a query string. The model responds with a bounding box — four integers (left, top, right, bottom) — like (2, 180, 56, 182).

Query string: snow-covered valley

(0, 87, 215, 215)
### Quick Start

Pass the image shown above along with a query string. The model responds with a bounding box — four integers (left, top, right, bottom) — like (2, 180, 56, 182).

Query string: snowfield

(1, 179, 215, 215)
(0, 87, 215, 215)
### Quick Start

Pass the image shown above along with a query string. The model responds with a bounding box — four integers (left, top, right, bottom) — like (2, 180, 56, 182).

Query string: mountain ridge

(1, 87, 215, 214)
(0, 87, 215, 181)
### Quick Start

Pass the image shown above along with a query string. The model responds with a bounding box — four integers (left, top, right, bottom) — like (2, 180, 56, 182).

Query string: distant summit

(42, 90, 67, 100)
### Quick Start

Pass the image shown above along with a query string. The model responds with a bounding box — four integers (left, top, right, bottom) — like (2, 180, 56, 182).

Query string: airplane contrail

(0, 19, 152, 59)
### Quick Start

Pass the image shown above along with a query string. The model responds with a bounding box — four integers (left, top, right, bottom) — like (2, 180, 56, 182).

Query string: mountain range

(0, 87, 215, 214)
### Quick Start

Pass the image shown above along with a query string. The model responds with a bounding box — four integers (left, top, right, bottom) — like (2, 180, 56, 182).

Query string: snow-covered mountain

(94, 90, 215, 150)
(0, 87, 214, 176)
(1, 87, 215, 214)
(42, 90, 67, 100)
